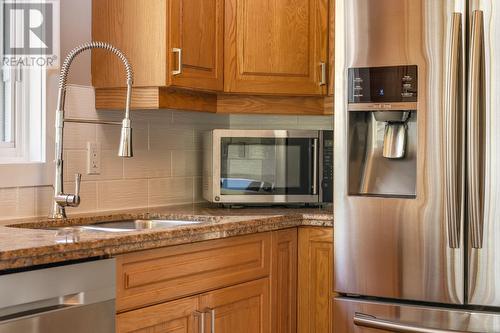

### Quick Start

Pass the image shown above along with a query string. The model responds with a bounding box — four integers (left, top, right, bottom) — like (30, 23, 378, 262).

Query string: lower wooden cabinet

(271, 229, 298, 333)
(117, 279, 269, 333)
(297, 227, 334, 333)
(116, 295, 200, 333)
(115, 227, 333, 333)
(201, 278, 270, 333)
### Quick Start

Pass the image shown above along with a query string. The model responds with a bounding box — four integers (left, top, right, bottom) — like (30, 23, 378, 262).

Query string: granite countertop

(0, 203, 332, 271)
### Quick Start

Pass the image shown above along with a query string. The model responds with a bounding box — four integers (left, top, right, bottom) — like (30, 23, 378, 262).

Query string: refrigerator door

(334, 297, 500, 333)
(467, 1, 500, 307)
(334, 0, 466, 304)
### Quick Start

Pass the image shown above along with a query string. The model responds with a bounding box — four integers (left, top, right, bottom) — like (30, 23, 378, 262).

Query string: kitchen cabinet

(297, 227, 334, 333)
(117, 279, 270, 333)
(91, 0, 334, 114)
(114, 227, 331, 333)
(92, 0, 222, 112)
(92, 0, 223, 90)
(328, 0, 335, 97)
(116, 296, 199, 333)
(201, 278, 271, 333)
(115, 232, 271, 312)
(224, 0, 329, 95)
(168, 0, 224, 91)
(271, 229, 298, 333)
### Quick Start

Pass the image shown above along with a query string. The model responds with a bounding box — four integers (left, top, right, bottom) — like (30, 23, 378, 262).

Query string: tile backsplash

(0, 85, 332, 222)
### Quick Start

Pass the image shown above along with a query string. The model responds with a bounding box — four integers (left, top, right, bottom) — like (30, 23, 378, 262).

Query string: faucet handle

(54, 173, 81, 209)
(74, 173, 81, 197)
(68, 173, 82, 207)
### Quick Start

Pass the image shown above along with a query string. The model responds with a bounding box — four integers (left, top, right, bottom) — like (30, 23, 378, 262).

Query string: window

(0, 0, 52, 188)
(0, 2, 46, 164)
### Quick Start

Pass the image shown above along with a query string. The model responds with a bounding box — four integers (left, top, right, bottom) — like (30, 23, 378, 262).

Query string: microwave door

(218, 135, 319, 203)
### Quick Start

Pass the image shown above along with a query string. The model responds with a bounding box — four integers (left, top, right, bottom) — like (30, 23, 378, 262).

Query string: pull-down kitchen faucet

(50, 42, 134, 219)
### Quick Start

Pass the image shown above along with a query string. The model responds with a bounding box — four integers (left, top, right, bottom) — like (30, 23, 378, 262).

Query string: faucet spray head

(118, 118, 133, 157)
(118, 78, 133, 158)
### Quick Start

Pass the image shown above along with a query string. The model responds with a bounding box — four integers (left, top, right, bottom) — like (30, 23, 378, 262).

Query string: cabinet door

(297, 227, 334, 333)
(201, 278, 270, 333)
(271, 229, 298, 333)
(328, 0, 335, 97)
(116, 296, 200, 333)
(92, 0, 168, 88)
(169, 0, 224, 91)
(224, 0, 329, 95)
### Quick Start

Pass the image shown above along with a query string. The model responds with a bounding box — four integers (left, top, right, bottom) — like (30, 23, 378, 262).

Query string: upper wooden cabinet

(224, 0, 329, 95)
(92, 0, 334, 113)
(92, 0, 223, 91)
(168, 0, 224, 91)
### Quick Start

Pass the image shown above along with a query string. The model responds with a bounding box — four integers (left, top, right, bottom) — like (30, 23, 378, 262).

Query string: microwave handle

(312, 138, 318, 195)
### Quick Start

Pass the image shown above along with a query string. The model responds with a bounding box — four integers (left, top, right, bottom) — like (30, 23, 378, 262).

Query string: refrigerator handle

(354, 313, 463, 333)
(467, 10, 485, 249)
(444, 13, 465, 249)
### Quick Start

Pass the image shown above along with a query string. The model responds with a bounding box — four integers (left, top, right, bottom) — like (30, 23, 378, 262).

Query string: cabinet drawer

(116, 232, 271, 312)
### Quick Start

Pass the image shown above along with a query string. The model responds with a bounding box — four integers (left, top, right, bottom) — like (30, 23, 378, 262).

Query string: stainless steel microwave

(203, 129, 333, 205)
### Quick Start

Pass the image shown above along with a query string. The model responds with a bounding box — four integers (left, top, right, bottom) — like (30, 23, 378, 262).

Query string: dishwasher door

(0, 258, 115, 333)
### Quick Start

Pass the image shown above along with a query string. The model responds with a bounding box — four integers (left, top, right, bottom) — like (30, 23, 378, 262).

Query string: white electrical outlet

(87, 142, 101, 175)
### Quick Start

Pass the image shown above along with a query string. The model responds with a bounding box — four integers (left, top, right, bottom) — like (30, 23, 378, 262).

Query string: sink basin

(54, 219, 204, 233)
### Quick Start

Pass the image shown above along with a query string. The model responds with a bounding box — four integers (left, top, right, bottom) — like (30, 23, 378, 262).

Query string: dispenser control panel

(348, 65, 418, 103)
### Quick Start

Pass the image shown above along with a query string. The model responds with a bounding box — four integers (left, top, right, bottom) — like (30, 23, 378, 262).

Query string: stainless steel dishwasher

(0, 258, 115, 333)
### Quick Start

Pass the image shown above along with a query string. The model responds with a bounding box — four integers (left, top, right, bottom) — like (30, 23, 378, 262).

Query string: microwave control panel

(321, 131, 333, 203)
(348, 65, 418, 103)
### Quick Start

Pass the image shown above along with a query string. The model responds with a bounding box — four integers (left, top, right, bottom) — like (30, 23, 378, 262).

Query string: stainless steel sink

(78, 219, 203, 232)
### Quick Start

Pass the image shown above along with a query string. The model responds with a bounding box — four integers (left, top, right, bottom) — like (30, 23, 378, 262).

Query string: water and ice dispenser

(348, 65, 417, 197)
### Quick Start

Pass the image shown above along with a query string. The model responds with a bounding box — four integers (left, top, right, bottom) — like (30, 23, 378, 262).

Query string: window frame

(0, 1, 53, 188)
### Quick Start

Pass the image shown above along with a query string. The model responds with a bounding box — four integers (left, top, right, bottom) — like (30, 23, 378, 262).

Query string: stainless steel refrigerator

(334, 0, 500, 331)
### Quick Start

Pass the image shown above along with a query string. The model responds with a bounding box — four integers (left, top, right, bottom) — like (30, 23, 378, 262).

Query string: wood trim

(96, 88, 332, 115)
(297, 227, 334, 333)
(217, 94, 333, 115)
(95, 87, 161, 110)
(271, 229, 298, 333)
(95, 87, 217, 112)
(159, 88, 217, 112)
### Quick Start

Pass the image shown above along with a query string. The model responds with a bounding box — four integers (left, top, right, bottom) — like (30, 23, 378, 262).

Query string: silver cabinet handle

(444, 13, 464, 249)
(319, 62, 327, 86)
(354, 314, 463, 333)
(312, 138, 319, 195)
(194, 310, 205, 333)
(207, 308, 215, 333)
(172, 48, 182, 75)
(467, 10, 485, 249)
